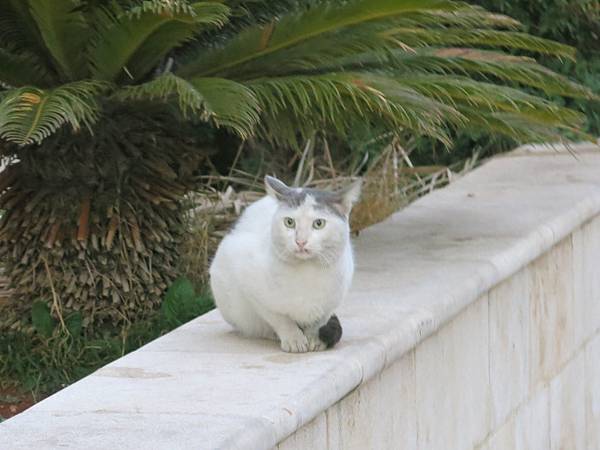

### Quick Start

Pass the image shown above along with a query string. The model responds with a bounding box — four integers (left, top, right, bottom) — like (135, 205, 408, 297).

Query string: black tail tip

(318, 314, 342, 349)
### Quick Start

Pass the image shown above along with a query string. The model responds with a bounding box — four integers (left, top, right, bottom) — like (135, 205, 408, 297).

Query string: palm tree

(0, 0, 594, 331)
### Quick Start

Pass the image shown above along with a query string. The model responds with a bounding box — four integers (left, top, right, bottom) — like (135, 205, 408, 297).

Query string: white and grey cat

(209, 176, 361, 353)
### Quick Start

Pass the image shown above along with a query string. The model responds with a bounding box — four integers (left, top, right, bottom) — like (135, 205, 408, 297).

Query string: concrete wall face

(278, 218, 600, 450)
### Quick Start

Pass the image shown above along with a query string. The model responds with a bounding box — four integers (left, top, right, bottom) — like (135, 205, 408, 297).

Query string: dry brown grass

(178, 186, 263, 288)
(0, 270, 12, 315)
(178, 137, 480, 288)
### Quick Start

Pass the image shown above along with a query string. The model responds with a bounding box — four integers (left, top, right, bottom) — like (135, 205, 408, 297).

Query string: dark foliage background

(193, 0, 600, 172)
(409, 0, 600, 167)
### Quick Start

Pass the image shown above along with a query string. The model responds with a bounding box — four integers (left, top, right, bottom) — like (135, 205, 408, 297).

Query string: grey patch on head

(265, 175, 350, 219)
(280, 188, 307, 208)
(318, 314, 342, 348)
(285, 188, 346, 219)
(307, 188, 348, 218)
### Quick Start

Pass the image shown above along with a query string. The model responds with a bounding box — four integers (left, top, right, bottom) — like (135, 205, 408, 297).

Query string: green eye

(283, 217, 295, 228)
(312, 218, 326, 229)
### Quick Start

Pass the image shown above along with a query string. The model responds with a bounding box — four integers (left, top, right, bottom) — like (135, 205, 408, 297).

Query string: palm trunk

(0, 111, 207, 331)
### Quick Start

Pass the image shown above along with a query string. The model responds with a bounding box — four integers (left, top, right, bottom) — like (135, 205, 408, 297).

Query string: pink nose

(295, 239, 307, 249)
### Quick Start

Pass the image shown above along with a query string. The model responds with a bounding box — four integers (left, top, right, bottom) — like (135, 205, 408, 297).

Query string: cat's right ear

(265, 176, 292, 202)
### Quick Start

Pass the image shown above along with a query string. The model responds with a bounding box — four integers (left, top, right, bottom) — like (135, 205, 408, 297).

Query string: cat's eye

(283, 217, 296, 228)
(312, 219, 326, 229)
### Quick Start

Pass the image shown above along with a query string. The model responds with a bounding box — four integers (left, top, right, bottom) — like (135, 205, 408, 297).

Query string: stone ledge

(1, 141, 599, 450)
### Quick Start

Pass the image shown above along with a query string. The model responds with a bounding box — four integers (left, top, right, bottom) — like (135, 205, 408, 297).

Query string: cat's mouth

(293, 248, 313, 259)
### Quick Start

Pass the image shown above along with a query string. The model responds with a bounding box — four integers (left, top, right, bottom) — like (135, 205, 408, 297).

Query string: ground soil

(0, 273, 33, 421)
(0, 386, 35, 421)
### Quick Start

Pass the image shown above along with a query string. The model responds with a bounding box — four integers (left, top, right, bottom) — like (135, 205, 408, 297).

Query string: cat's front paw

(280, 332, 309, 353)
(306, 333, 327, 352)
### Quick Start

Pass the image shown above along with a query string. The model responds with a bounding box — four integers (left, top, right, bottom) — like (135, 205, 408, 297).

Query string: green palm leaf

(89, 2, 230, 82)
(248, 72, 464, 146)
(114, 73, 259, 137)
(0, 80, 108, 146)
(458, 108, 584, 143)
(209, 23, 393, 79)
(0, 46, 54, 87)
(28, 0, 90, 79)
(114, 73, 205, 117)
(308, 43, 593, 101)
(384, 28, 576, 60)
(399, 75, 585, 127)
(389, 7, 522, 30)
(391, 49, 595, 99)
(176, 0, 462, 78)
(0, 0, 593, 148)
(0, 0, 48, 55)
(188, 77, 260, 137)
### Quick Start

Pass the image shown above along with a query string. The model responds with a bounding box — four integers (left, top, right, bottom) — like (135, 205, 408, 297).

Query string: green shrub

(475, 0, 600, 134)
(408, 0, 600, 166)
(0, 278, 213, 397)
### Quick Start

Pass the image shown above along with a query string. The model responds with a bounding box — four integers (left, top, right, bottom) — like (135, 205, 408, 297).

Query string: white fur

(209, 181, 359, 353)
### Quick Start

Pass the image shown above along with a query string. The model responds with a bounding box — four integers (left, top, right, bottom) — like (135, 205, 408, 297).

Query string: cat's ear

(265, 175, 292, 201)
(335, 179, 362, 216)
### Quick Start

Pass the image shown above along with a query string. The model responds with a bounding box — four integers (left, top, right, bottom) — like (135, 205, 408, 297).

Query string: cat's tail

(318, 314, 342, 349)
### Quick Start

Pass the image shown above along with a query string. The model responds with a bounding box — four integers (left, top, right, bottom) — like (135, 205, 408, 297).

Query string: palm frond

(457, 108, 585, 143)
(399, 75, 585, 127)
(89, 1, 230, 82)
(216, 23, 394, 79)
(310, 43, 593, 101)
(384, 27, 576, 60)
(28, 0, 90, 79)
(113, 72, 204, 116)
(391, 49, 595, 99)
(247, 72, 464, 146)
(389, 7, 522, 30)
(0, 80, 109, 146)
(0, 46, 54, 87)
(0, 0, 592, 150)
(0, 0, 57, 73)
(114, 73, 259, 137)
(176, 0, 463, 78)
(188, 77, 260, 137)
(128, 0, 200, 15)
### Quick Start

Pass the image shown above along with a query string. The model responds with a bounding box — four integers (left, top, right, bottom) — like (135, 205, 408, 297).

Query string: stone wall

(279, 222, 600, 449)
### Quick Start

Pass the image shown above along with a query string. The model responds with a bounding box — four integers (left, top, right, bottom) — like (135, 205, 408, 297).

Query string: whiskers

(272, 244, 293, 263)
(315, 247, 339, 267)
(270, 239, 342, 268)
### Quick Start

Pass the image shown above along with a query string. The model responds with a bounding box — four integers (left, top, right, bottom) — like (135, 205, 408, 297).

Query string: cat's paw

(279, 332, 309, 353)
(306, 333, 327, 352)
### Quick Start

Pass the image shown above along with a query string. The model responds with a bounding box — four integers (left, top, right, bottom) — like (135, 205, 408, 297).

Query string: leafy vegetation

(410, 0, 600, 166)
(476, 0, 599, 133)
(0, 0, 595, 335)
(0, 277, 213, 396)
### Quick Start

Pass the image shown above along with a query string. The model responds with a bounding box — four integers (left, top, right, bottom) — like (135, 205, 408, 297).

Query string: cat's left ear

(265, 175, 293, 202)
(335, 179, 362, 216)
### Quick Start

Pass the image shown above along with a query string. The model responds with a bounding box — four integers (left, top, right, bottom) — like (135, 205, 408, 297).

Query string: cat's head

(265, 176, 361, 264)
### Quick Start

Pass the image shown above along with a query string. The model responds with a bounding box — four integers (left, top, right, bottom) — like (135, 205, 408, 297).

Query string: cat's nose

(295, 239, 307, 249)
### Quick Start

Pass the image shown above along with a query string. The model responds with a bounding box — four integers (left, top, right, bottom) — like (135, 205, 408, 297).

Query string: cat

(209, 175, 361, 353)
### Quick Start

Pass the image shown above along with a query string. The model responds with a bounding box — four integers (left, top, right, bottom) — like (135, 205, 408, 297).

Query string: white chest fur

(260, 247, 353, 327)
